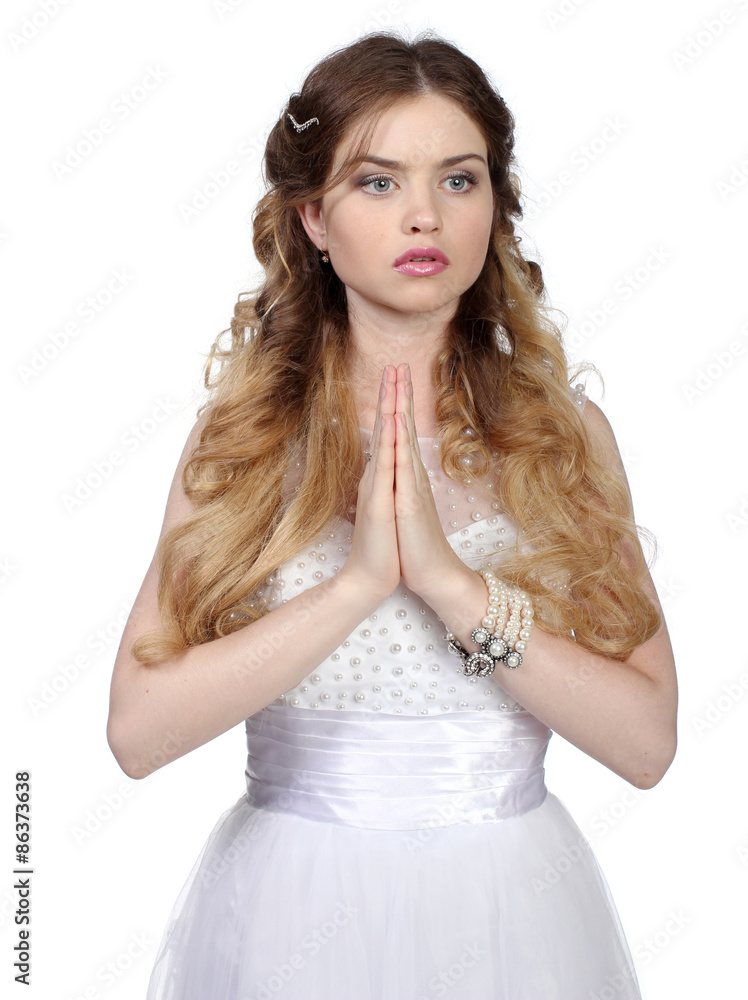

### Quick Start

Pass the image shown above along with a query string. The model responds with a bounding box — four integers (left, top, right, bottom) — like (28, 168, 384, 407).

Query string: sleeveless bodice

(240, 385, 588, 830)
(260, 508, 528, 716)
(254, 384, 587, 718)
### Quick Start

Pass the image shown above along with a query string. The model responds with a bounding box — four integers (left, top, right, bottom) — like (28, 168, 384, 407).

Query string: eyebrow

(347, 153, 488, 170)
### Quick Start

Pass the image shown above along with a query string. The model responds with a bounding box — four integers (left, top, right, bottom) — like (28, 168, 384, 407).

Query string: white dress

(146, 385, 643, 999)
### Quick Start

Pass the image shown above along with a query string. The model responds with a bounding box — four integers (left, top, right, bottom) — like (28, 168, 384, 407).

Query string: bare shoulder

(576, 397, 635, 499)
(579, 399, 624, 470)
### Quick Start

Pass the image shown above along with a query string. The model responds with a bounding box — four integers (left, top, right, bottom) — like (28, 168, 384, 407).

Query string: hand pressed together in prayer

(341, 363, 477, 611)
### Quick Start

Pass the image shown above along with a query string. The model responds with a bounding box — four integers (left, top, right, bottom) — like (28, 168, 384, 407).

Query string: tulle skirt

(146, 705, 641, 999)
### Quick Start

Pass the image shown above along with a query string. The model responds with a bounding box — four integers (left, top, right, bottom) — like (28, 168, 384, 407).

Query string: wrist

(332, 564, 396, 617)
(443, 567, 537, 678)
(420, 563, 489, 650)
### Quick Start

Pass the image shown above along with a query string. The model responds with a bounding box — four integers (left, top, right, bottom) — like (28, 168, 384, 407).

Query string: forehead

(331, 93, 487, 170)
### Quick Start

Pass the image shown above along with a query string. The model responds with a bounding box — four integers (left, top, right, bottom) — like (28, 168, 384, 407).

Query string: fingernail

(405, 380, 412, 399)
(380, 381, 386, 400)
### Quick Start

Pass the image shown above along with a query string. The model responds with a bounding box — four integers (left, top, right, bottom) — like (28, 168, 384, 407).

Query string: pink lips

(393, 245, 450, 276)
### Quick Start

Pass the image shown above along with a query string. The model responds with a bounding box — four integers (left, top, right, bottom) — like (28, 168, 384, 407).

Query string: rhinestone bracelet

(445, 568, 534, 677)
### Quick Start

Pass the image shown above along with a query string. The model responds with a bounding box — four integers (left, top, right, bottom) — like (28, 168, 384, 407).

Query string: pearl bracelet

(445, 568, 534, 677)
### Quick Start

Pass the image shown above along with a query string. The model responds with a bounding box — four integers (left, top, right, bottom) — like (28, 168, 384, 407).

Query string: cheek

(326, 200, 373, 246)
(461, 215, 493, 273)
(329, 214, 390, 277)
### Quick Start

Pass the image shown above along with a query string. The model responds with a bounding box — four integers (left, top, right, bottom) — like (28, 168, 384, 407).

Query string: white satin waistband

(243, 705, 551, 831)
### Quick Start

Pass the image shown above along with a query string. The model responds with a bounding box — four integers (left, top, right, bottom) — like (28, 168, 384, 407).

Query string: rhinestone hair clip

(287, 113, 320, 132)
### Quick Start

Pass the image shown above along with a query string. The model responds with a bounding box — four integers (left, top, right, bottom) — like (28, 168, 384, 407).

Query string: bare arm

(108, 565, 380, 780)
(415, 399, 678, 790)
(106, 411, 396, 780)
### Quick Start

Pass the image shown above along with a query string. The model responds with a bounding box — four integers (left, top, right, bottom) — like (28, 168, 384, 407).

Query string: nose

(402, 182, 442, 234)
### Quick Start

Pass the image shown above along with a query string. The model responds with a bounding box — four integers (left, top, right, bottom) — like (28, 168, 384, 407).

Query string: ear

(295, 201, 326, 253)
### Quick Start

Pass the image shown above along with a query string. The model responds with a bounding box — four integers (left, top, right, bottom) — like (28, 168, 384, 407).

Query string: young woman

(107, 30, 677, 1000)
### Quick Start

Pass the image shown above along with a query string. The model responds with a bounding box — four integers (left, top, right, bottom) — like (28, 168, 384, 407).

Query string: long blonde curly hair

(130, 30, 661, 667)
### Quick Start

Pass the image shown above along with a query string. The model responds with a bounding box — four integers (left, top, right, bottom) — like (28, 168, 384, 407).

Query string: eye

(359, 174, 394, 194)
(444, 172, 478, 192)
(357, 171, 479, 197)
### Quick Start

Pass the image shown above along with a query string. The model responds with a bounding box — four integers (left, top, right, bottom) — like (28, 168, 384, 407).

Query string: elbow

(106, 716, 151, 781)
(625, 677, 678, 789)
(630, 770, 664, 791)
(628, 732, 677, 790)
(106, 711, 187, 779)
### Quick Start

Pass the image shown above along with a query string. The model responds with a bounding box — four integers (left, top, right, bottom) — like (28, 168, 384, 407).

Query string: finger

(370, 412, 396, 505)
(370, 364, 396, 461)
(393, 364, 424, 490)
(403, 363, 424, 472)
(394, 408, 419, 500)
(367, 365, 388, 458)
(382, 363, 397, 417)
(368, 364, 397, 458)
(394, 365, 413, 472)
(395, 362, 408, 427)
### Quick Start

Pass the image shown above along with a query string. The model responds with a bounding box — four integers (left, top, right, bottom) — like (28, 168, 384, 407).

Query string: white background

(2, 1, 747, 997)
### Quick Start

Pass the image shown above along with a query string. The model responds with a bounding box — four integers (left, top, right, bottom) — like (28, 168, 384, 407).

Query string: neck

(347, 310, 451, 437)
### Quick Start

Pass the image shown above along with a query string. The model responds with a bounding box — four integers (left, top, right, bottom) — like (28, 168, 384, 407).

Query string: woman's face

(298, 93, 495, 327)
